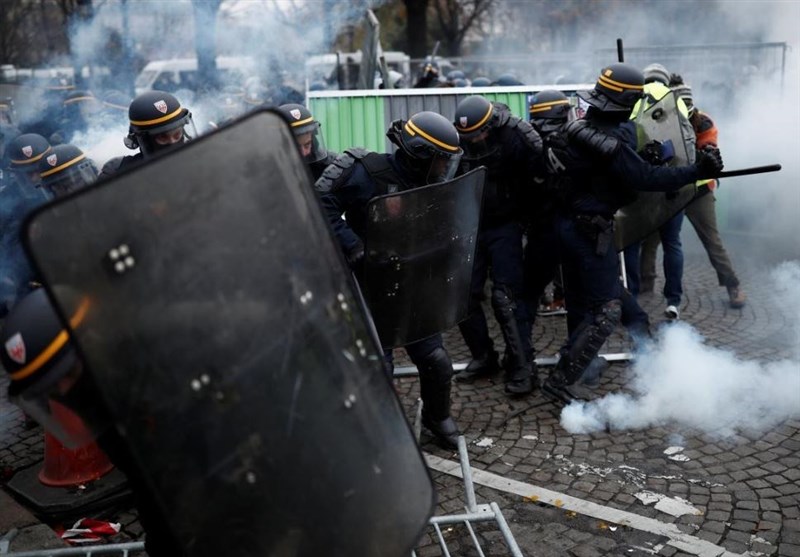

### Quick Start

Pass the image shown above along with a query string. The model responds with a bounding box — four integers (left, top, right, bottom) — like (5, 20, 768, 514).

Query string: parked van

(305, 51, 411, 90)
(134, 56, 256, 95)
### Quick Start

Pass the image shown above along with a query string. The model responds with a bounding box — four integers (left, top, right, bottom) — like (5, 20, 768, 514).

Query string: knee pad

(420, 346, 453, 381)
(491, 284, 516, 323)
(595, 299, 622, 335)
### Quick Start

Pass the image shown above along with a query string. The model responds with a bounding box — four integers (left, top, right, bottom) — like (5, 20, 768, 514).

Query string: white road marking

(424, 452, 747, 557)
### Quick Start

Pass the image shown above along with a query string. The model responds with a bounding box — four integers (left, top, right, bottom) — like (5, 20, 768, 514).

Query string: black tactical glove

(669, 73, 684, 87)
(345, 241, 365, 269)
(695, 146, 724, 178)
(641, 140, 665, 165)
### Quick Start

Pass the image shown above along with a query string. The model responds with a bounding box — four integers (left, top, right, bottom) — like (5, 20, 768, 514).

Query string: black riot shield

(615, 92, 698, 251)
(362, 167, 485, 348)
(23, 109, 434, 557)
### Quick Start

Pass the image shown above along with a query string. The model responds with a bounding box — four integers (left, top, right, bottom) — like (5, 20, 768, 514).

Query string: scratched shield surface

(24, 110, 434, 557)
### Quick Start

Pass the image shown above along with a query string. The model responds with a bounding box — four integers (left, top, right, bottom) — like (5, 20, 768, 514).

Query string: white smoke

(561, 262, 800, 438)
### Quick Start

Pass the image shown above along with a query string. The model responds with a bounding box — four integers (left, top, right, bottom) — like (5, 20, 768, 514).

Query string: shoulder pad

(492, 102, 512, 126)
(565, 120, 620, 158)
(509, 117, 543, 154)
(314, 149, 365, 193)
(97, 156, 125, 180)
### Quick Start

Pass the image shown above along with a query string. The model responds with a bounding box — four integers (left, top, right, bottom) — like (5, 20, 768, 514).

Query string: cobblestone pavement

(1, 247, 798, 557)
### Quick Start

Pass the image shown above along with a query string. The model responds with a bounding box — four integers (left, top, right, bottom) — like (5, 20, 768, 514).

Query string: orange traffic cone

(38, 400, 114, 487)
(8, 400, 127, 519)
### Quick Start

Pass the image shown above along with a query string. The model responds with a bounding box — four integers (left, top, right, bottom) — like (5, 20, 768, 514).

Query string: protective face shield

(126, 91, 197, 157)
(42, 160, 98, 198)
(386, 114, 463, 185)
(2, 290, 105, 449)
(127, 113, 197, 157)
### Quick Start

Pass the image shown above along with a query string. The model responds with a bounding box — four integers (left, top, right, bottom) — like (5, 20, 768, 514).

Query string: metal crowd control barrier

(412, 435, 524, 557)
(5, 542, 145, 557)
(6, 436, 524, 557)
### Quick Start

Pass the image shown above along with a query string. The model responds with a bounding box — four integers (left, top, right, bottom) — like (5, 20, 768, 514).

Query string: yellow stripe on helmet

(64, 96, 96, 105)
(456, 102, 493, 133)
(40, 153, 86, 178)
(530, 99, 570, 112)
(130, 106, 183, 127)
(598, 75, 644, 93)
(290, 116, 314, 127)
(9, 298, 91, 382)
(405, 120, 460, 152)
(10, 146, 52, 166)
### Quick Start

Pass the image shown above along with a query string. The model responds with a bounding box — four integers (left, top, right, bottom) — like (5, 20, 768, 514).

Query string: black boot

(421, 415, 460, 450)
(418, 346, 461, 450)
(491, 286, 534, 396)
(454, 349, 499, 382)
(541, 359, 582, 403)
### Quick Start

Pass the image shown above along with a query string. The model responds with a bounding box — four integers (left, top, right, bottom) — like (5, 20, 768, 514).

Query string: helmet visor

(426, 150, 462, 184)
(43, 161, 97, 198)
(139, 112, 197, 157)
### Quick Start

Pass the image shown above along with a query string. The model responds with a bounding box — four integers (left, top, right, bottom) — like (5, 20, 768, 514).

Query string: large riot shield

(23, 109, 434, 557)
(615, 92, 698, 250)
(363, 167, 485, 348)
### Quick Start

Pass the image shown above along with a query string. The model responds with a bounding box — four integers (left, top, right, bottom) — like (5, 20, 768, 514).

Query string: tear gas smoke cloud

(561, 261, 800, 438)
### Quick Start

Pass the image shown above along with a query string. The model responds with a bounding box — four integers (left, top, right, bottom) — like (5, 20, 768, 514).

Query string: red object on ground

(38, 402, 114, 487)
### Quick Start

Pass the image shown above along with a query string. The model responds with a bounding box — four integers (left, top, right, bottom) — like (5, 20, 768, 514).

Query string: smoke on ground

(561, 261, 800, 438)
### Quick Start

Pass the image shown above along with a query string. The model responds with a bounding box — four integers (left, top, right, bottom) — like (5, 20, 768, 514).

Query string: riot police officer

(37, 143, 98, 198)
(1, 133, 51, 316)
(315, 111, 464, 449)
(1, 289, 184, 556)
(451, 95, 544, 396)
(524, 89, 572, 324)
(540, 63, 724, 402)
(99, 90, 196, 179)
(277, 103, 336, 182)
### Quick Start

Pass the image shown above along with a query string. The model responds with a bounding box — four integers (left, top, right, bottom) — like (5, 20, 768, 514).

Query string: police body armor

(614, 91, 698, 250)
(461, 105, 538, 225)
(23, 110, 434, 557)
(363, 167, 486, 348)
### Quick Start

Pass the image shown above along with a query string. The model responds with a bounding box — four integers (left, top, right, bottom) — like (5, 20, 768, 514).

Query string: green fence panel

(309, 95, 385, 154)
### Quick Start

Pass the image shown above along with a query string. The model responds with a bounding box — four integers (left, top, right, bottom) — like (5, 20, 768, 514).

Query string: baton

(717, 164, 781, 178)
(616, 38, 624, 63)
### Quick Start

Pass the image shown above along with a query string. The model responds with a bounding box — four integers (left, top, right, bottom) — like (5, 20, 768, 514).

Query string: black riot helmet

(454, 95, 508, 162)
(38, 143, 98, 198)
(577, 63, 645, 113)
(6, 133, 51, 187)
(386, 111, 463, 185)
(529, 89, 573, 134)
(277, 103, 328, 164)
(1, 288, 104, 448)
(125, 90, 196, 157)
(454, 95, 497, 140)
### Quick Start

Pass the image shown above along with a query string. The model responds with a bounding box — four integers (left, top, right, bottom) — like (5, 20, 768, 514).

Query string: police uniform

(451, 96, 544, 396)
(541, 63, 723, 401)
(315, 111, 463, 449)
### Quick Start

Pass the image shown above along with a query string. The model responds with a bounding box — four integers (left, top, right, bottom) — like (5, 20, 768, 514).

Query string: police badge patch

(459, 116, 468, 128)
(47, 154, 58, 167)
(154, 100, 168, 114)
(5, 333, 26, 364)
(289, 109, 302, 120)
(22, 146, 33, 158)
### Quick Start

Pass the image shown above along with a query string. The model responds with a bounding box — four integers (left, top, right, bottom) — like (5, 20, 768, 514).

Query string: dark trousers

(458, 222, 529, 359)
